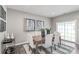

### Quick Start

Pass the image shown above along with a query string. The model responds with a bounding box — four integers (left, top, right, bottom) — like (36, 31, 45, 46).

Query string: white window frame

(56, 20, 77, 42)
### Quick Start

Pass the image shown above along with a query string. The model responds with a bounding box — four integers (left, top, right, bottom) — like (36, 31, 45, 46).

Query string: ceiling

(7, 5, 79, 18)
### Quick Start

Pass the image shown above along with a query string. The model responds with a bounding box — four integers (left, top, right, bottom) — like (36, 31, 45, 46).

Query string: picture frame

(24, 18, 35, 31)
(0, 20, 6, 32)
(35, 20, 44, 31)
(0, 5, 6, 20)
(24, 18, 44, 31)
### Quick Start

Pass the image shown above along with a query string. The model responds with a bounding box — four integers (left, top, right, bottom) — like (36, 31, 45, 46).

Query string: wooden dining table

(32, 35, 45, 53)
(33, 35, 43, 45)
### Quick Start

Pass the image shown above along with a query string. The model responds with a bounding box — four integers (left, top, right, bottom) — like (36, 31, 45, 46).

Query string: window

(56, 21, 76, 42)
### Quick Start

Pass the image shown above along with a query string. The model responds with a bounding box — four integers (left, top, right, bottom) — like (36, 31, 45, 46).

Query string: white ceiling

(7, 5, 79, 18)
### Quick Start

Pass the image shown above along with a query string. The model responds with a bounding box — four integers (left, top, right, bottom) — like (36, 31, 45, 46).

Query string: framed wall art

(24, 18, 44, 32)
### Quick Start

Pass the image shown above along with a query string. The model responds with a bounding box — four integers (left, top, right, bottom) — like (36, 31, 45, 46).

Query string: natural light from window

(56, 20, 76, 42)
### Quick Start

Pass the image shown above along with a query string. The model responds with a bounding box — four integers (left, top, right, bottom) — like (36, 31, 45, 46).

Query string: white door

(56, 20, 76, 42)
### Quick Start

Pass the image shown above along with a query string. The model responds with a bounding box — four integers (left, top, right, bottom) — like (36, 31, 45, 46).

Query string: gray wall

(50, 11, 79, 44)
(7, 8, 51, 44)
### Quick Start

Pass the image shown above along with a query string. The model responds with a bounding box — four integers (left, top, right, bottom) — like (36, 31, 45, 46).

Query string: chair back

(53, 31, 61, 45)
(23, 44, 32, 54)
(44, 34, 53, 48)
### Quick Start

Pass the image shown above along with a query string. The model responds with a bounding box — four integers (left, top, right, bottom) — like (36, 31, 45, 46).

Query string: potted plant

(41, 29, 45, 37)
(46, 28, 51, 34)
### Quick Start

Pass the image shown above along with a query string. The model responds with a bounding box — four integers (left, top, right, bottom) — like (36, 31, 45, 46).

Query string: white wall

(50, 11, 79, 44)
(7, 8, 51, 44)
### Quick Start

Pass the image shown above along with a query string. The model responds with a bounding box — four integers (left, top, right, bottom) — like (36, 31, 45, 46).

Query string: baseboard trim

(61, 39, 79, 45)
(15, 42, 29, 46)
(6, 42, 29, 47)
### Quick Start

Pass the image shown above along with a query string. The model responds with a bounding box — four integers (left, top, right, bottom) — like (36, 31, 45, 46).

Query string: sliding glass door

(56, 20, 76, 42)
